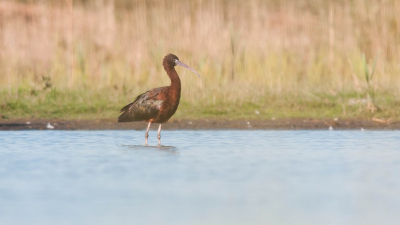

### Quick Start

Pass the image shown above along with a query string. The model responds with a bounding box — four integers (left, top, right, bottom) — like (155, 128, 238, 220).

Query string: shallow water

(1, 130, 400, 225)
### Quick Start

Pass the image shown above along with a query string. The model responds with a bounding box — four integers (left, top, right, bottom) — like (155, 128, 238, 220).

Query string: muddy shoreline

(0, 118, 399, 130)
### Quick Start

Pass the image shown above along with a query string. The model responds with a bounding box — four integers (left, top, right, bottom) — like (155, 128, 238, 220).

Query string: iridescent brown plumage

(118, 54, 200, 145)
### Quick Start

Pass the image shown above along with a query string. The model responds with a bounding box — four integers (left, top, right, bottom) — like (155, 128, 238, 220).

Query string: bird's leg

(157, 124, 162, 146)
(145, 122, 151, 146)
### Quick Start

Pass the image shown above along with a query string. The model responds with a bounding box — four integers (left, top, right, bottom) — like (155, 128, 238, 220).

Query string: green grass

(2, 87, 399, 121)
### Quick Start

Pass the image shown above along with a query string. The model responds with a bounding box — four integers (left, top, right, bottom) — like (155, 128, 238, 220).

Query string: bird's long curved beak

(176, 60, 201, 78)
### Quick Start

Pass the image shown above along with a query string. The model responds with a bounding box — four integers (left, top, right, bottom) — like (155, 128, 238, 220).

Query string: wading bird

(118, 54, 200, 145)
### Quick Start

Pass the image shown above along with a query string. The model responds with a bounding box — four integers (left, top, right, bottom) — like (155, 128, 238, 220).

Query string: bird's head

(163, 54, 200, 78)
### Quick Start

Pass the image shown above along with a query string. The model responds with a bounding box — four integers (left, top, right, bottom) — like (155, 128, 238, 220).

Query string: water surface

(1, 130, 400, 225)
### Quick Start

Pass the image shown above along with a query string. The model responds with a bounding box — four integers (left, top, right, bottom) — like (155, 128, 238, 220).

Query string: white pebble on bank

(47, 123, 54, 129)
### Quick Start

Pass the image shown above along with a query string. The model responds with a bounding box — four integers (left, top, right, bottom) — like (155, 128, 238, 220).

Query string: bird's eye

(174, 59, 178, 63)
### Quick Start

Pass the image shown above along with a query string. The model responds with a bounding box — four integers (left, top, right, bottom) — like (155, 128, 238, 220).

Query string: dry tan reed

(0, 0, 399, 113)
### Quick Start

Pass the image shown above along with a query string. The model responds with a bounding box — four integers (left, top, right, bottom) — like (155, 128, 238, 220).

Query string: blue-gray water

(1, 130, 400, 225)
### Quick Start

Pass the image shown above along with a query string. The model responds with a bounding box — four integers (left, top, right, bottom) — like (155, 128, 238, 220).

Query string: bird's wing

(118, 87, 167, 122)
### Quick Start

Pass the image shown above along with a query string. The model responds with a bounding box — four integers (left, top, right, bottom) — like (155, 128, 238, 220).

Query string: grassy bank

(0, 0, 399, 120)
(2, 87, 400, 121)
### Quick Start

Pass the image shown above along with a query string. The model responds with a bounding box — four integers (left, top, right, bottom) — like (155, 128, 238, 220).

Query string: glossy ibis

(118, 54, 200, 145)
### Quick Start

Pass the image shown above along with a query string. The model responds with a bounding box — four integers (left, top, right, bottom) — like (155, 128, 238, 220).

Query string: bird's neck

(165, 67, 181, 92)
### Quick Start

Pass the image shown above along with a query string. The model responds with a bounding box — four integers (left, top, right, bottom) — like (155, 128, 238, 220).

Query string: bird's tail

(118, 102, 134, 122)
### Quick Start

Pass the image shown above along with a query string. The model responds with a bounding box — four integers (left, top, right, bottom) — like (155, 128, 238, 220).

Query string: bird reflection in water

(122, 144, 178, 153)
